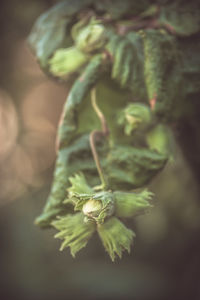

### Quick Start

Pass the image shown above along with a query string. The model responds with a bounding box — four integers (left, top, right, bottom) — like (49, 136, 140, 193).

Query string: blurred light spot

(13, 39, 46, 78)
(0, 89, 18, 162)
(21, 81, 67, 128)
(0, 39, 68, 205)
(20, 81, 68, 174)
(20, 128, 56, 174)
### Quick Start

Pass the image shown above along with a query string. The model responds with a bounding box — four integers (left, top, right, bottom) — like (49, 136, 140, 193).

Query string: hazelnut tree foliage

(28, 0, 200, 261)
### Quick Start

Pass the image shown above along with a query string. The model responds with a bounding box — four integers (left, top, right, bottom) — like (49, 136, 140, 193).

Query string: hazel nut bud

(82, 191, 115, 224)
(48, 46, 89, 79)
(118, 103, 152, 135)
(75, 21, 108, 54)
(82, 199, 102, 218)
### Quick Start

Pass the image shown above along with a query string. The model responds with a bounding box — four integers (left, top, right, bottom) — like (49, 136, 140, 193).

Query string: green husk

(75, 19, 108, 54)
(68, 173, 93, 195)
(114, 189, 153, 218)
(64, 174, 114, 224)
(49, 47, 89, 78)
(52, 213, 95, 257)
(97, 217, 135, 261)
(118, 103, 152, 135)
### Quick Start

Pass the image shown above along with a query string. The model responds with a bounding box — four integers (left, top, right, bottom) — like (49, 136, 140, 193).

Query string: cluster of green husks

(49, 18, 107, 78)
(52, 174, 153, 261)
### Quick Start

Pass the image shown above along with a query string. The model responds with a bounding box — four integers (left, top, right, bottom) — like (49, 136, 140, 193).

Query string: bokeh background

(1, 1, 200, 300)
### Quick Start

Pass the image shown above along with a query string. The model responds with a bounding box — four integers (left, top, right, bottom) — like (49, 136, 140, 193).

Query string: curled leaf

(105, 145, 168, 189)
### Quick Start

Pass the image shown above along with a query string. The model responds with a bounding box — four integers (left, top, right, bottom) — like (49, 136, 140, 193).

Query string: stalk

(89, 88, 109, 189)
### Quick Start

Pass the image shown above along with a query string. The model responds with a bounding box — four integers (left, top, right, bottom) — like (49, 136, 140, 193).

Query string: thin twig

(91, 88, 109, 135)
(89, 130, 107, 189)
(89, 88, 109, 189)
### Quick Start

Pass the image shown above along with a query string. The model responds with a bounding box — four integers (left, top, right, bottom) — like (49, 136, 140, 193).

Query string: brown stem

(90, 130, 107, 189)
(91, 88, 109, 135)
(89, 88, 109, 189)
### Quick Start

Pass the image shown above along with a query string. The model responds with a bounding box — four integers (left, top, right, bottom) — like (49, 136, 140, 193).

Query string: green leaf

(97, 217, 135, 261)
(52, 213, 95, 257)
(114, 189, 153, 218)
(105, 145, 167, 189)
(141, 29, 181, 117)
(36, 54, 103, 226)
(159, 3, 200, 37)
